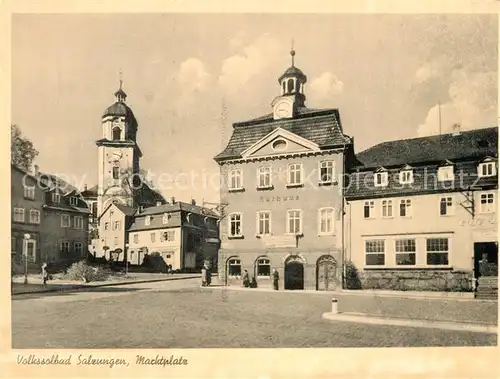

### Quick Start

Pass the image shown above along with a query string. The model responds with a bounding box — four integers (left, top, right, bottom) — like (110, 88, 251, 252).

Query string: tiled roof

(102, 101, 137, 121)
(81, 184, 98, 197)
(137, 202, 219, 218)
(214, 108, 351, 161)
(355, 127, 498, 169)
(114, 203, 138, 217)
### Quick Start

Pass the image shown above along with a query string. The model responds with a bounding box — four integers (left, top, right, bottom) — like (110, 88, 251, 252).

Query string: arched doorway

(284, 255, 305, 290)
(316, 255, 338, 291)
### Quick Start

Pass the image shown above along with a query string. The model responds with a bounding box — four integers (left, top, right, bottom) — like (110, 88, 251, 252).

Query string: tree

(11, 125, 39, 171)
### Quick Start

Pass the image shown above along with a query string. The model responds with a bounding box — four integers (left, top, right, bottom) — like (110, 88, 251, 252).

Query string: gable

(241, 127, 320, 159)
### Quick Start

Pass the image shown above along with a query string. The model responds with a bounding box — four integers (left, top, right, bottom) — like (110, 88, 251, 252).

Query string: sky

(11, 13, 498, 204)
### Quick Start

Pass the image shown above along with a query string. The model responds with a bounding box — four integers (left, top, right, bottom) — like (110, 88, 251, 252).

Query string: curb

(203, 285, 498, 302)
(321, 312, 498, 334)
(11, 275, 201, 296)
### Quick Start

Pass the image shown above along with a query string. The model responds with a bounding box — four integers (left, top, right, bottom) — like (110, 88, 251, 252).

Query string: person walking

(41, 262, 49, 286)
(272, 269, 279, 290)
(242, 270, 250, 288)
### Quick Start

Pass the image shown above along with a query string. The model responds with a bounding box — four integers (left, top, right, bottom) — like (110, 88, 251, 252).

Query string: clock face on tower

(273, 99, 293, 119)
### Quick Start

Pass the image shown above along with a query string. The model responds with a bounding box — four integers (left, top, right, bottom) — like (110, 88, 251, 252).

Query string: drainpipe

(341, 141, 347, 289)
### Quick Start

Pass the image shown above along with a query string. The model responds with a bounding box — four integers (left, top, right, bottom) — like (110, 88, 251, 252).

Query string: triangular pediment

(241, 127, 320, 159)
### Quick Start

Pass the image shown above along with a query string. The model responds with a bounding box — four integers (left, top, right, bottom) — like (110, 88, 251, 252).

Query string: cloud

(414, 62, 441, 84)
(417, 67, 497, 137)
(308, 72, 344, 105)
(218, 34, 286, 96)
(172, 58, 211, 112)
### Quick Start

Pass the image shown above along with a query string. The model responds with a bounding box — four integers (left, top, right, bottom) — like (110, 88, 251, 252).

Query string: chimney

(34, 164, 39, 176)
(171, 196, 176, 204)
(452, 123, 461, 136)
(191, 199, 196, 206)
(84, 184, 88, 191)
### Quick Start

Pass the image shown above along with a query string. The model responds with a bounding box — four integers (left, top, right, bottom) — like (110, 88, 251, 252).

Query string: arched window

(297, 82, 301, 93)
(287, 78, 294, 93)
(282, 81, 286, 94)
(256, 257, 271, 277)
(228, 258, 241, 277)
(112, 127, 121, 141)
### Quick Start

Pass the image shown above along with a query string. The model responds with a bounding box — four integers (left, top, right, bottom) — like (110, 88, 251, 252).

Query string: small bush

(64, 261, 111, 283)
(345, 260, 362, 289)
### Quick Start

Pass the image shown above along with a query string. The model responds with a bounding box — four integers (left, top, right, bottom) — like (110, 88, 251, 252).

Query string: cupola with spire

(271, 43, 307, 120)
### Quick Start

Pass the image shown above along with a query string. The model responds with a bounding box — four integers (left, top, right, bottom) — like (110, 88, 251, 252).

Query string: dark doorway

(317, 255, 338, 291)
(284, 261, 304, 290)
(474, 242, 498, 278)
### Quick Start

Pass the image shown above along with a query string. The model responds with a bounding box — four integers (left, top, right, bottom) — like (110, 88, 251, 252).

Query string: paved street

(12, 279, 497, 348)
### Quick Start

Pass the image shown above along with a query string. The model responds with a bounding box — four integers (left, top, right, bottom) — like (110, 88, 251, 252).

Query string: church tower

(96, 79, 142, 217)
(271, 47, 308, 120)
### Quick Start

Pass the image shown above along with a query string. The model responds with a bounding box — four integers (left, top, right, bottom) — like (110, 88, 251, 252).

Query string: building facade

(214, 50, 354, 290)
(345, 126, 498, 292)
(11, 164, 90, 267)
(127, 200, 220, 270)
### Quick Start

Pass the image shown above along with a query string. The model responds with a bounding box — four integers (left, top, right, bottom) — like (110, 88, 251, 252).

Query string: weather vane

(119, 68, 123, 89)
(290, 38, 295, 66)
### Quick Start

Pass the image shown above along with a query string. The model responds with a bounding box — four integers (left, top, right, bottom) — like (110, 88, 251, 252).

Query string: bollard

(331, 298, 338, 314)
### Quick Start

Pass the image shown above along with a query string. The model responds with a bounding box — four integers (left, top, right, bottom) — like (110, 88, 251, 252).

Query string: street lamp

(23, 233, 30, 285)
(125, 243, 130, 276)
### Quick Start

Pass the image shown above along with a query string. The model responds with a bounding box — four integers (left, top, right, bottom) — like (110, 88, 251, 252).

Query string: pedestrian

(168, 264, 173, 275)
(201, 266, 207, 286)
(272, 269, 279, 290)
(41, 262, 49, 286)
(242, 270, 250, 288)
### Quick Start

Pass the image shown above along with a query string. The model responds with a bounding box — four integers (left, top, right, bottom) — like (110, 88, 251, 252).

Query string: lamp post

(125, 243, 130, 276)
(23, 233, 30, 285)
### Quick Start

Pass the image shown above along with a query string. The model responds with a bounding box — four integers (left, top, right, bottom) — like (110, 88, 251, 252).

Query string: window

(114, 237, 118, 246)
(52, 192, 60, 203)
(318, 208, 334, 235)
(151, 232, 156, 243)
(162, 213, 170, 224)
(287, 163, 303, 186)
(11, 237, 16, 254)
(426, 238, 449, 265)
(24, 239, 36, 262)
(228, 169, 243, 190)
(104, 222, 109, 230)
(365, 240, 385, 266)
(399, 199, 412, 217)
(112, 127, 121, 141)
(13, 208, 25, 222)
(24, 186, 35, 200)
(395, 239, 416, 265)
(382, 200, 393, 218)
(399, 170, 413, 184)
(257, 211, 271, 235)
(478, 161, 496, 177)
(319, 161, 335, 183)
(61, 214, 70, 227)
(257, 258, 271, 277)
(257, 167, 272, 188)
(228, 258, 241, 276)
(440, 197, 453, 216)
(286, 210, 302, 234)
(161, 231, 176, 242)
(287, 78, 294, 92)
(133, 234, 139, 244)
(113, 220, 121, 230)
(74, 242, 83, 256)
(74, 216, 84, 229)
(438, 166, 454, 181)
(145, 216, 151, 226)
(29, 210, 40, 224)
(112, 167, 120, 180)
(364, 201, 375, 219)
(60, 241, 70, 254)
(69, 197, 78, 206)
(480, 193, 495, 213)
(374, 172, 388, 187)
(228, 213, 242, 237)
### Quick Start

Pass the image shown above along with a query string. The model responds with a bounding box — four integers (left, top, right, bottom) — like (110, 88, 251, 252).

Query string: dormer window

(52, 191, 60, 204)
(162, 213, 170, 224)
(69, 196, 78, 206)
(478, 159, 497, 178)
(399, 169, 414, 185)
(374, 170, 388, 187)
(438, 165, 454, 182)
(145, 216, 152, 226)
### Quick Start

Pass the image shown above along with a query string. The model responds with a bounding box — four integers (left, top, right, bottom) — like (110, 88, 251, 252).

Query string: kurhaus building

(214, 50, 354, 291)
(344, 126, 498, 298)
